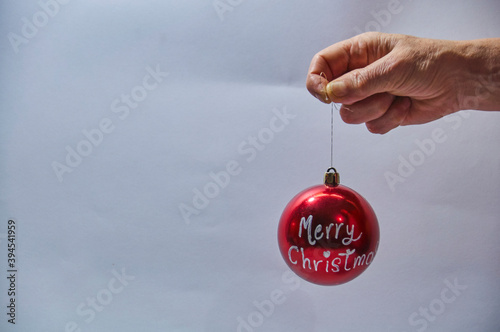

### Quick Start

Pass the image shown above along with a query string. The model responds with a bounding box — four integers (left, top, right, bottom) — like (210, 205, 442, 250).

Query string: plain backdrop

(1, 1, 499, 331)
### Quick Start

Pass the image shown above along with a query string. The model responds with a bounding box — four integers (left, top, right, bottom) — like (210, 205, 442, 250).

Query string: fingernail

(327, 81, 348, 98)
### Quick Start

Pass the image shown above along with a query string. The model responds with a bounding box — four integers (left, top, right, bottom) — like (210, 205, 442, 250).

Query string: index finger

(306, 32, 394, 103)
(306, 43, 350, 103)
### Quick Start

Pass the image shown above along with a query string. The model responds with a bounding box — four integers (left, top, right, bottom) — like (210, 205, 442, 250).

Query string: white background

(1, 1, 499, 331)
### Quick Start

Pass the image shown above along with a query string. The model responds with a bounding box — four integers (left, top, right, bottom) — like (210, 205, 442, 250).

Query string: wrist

(456, 39, 500, 111)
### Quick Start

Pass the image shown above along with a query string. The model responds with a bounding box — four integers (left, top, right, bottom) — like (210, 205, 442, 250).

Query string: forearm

(456, 38, 500, 111)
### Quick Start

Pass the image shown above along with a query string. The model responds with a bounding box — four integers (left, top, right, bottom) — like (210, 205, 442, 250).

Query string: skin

(306, 32, 500, 134)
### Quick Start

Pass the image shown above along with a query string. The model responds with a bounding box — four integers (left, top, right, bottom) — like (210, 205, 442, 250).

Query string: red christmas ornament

(278, 168, 379, 286)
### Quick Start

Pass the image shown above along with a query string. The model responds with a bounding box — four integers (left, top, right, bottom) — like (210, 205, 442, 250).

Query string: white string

(330, 103, 334, 167)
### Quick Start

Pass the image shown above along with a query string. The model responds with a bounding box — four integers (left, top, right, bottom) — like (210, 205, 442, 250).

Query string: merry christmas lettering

(298, 214, 362, 246)
(288, 214, 375, 273)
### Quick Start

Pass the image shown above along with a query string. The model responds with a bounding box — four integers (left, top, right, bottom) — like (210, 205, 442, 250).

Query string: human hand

(306, 32, 500, 134)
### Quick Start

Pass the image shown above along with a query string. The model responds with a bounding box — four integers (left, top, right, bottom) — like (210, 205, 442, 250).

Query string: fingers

(365, 97, 412, 134)
(307, 32, 397, 104)
(337, 94, 411, 134)
(307, 32, 415, 134)
(339, 93, 395, 124)
(326, 55, 399, 105)
(306, 64, 330, 103)
(306, 47, 349, 103)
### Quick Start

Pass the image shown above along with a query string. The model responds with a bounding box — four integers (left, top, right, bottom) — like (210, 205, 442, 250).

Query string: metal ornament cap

(324, 167, 339, 187)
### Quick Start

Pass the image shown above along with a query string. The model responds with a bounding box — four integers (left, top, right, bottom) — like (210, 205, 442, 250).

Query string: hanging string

(319, 72, 339, 171)
(330, 102, 334, 168)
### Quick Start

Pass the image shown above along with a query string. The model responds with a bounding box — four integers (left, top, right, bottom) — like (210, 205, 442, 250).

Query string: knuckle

(360, 31, 384, 40)
(350, 70, 366, 90)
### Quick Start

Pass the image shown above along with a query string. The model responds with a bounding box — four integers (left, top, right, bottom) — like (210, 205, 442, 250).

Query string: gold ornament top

(324, 167, 339, 187)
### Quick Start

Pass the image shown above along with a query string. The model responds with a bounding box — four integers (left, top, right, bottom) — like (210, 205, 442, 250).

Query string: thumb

(326, 58, 395, 105)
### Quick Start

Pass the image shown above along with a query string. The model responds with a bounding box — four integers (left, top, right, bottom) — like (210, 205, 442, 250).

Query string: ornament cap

(324, 167, 340, 187)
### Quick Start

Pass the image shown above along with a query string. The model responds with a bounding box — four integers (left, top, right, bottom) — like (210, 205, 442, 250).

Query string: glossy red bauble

(278, 177, 380, 286)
